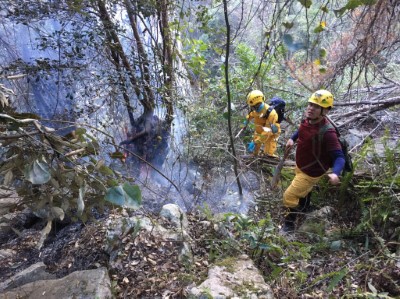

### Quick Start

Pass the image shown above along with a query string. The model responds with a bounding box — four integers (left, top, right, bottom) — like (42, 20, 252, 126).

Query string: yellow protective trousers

(253, 124, 280, 156)
(283, 167, 323, 208)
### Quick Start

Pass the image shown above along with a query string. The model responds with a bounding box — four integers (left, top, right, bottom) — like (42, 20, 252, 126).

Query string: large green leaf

(99, 164, 114, 176)
(24, 159, 51, 184)
(122, 183, 142, 209)
(105, 186, 125, 206)
(105, 183, 142, 209)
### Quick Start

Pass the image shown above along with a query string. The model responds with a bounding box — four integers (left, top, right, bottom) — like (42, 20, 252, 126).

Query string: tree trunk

(124, 0, 155, 114)
(96, 0, 154, 115)
(157, 0, 174, 124)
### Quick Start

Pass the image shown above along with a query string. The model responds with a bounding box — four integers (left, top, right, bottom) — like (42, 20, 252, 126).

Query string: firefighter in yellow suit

(245, 90, 280, 157)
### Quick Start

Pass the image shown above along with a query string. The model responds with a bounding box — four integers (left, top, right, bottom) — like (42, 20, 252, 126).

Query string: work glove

(247, 141, 255, 153)
(271, 124, 278, 134)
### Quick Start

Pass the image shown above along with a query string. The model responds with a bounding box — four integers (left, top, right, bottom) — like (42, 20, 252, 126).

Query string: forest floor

(1, 191, 399, 298)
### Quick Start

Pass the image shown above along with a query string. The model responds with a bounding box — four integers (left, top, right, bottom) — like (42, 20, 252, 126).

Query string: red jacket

(296, 118, 342, 177)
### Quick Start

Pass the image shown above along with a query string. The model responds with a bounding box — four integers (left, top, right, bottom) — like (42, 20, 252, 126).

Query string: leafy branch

(0, 113, 142, 248)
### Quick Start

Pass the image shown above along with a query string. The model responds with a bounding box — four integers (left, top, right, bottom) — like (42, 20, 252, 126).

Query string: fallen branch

(331, 96, 400, 128)
(0, 113, 55, 133)
(333, 95, 400, 107)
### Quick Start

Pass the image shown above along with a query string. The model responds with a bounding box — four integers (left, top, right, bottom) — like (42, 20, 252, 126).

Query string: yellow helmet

(246, 90, 265, 106)
(308, 90, 334, 108)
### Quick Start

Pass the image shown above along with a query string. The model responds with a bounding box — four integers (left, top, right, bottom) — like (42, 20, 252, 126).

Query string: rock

(372, 138, 398, 158)
(188, 254, 273, 298)
(298, 206, 335, 236)
(0, 267, 112, 299)
(345, 129, 369, 149)
(0, 262, 55, 292)
(309, 206, 335, 218)
(160, 203, 189, 229)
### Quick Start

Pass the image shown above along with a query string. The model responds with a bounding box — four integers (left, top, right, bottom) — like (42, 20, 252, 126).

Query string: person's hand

(247, 141, 255, 153)
(271, 124, 278, 134)
(286, 138, 294, 149)
(284, 139, 294, 156)
(327, 173, 340, 185)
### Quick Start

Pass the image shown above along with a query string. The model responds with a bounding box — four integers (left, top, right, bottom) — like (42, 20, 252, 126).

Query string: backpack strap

(310, 123, 335, 172)
(262, 106, 274, 120)
(318, 123, 336, 140)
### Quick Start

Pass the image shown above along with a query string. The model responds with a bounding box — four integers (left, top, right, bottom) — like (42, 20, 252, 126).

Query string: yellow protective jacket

(246, 104, 278, 133)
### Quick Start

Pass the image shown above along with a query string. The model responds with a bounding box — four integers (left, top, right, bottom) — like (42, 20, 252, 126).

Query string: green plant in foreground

(0, 114, 141, 247)
(354, 135, 400, 246)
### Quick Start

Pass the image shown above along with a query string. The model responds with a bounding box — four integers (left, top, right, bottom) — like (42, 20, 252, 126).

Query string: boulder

(0, 262, 55, 292)
(160, 203, 189, 229)
(0, 267, 112, 299)
(188, 254, 273, 298)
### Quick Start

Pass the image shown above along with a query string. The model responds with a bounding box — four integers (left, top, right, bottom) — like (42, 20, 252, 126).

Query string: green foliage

(0, 117, 142, 228)
(337, 133, 400, 247)
(233, 43, 274, 92)
(105, 183, 141, 209)
(183, 38, 209, 77)
(194, 5, 213, 32)
(309, 267, 349, 293)
(313, 24, 325, 33)
(319, 48, 327, 58)
(334, 0, 378, 16)
(199, 203, 214, 221)
(298, 0, 313, 9)
(24, 159, 51, 185)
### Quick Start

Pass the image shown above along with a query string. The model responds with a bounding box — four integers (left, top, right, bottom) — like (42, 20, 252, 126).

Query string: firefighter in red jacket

(282, 90, 345, 232)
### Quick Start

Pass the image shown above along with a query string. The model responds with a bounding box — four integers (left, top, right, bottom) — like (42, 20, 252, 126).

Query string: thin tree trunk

(157, 0, 174, 124)
(223, 0, 243, 195)
(124, 0, 155, 114)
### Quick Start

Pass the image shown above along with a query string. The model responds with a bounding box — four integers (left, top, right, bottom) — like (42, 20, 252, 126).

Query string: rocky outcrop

(0, 267, 111, 299)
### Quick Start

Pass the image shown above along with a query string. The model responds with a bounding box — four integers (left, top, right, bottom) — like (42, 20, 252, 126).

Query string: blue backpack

(264, 96, 286, 123)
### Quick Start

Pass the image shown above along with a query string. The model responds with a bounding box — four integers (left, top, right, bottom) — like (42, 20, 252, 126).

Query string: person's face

(306, 102, 323, 119)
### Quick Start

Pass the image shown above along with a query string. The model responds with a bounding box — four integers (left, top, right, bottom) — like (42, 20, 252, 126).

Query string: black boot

(298, 193, 312, 212)
(282, 209, 297, 232)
